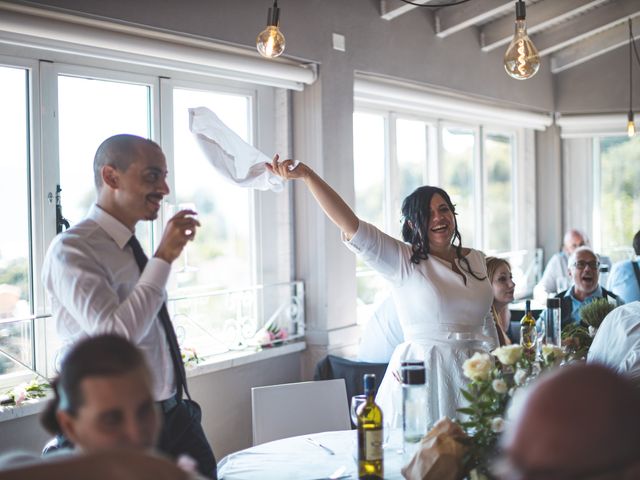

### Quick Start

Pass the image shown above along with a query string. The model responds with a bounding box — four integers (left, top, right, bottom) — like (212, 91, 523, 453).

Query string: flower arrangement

(561, 298, 617, 361)
(0, 379, 50, 407)
(250, 322, 288, 348)
(181, 347, 201, 368)
(457, 344, 564, 477)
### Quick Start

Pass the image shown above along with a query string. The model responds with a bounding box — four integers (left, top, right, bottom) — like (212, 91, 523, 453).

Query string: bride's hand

(266, 154, 309, 180)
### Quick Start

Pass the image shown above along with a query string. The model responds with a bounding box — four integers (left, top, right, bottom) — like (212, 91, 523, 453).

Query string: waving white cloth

(188, 106, 284, 192)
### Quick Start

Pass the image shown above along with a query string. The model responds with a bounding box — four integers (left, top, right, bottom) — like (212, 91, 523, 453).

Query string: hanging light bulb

(256, 0, 285, 58)
(504, 1, 540, 80)
(628, 111, 636, 137)
(626, 20, 636, 137)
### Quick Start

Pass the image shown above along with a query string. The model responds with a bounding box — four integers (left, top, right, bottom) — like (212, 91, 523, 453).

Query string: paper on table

(188, 106, 284, 192)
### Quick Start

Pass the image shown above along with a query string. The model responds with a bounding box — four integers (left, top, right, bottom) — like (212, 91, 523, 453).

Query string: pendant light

(627, 19, 636, 137)
(256, 0, 285, 59)
(504, 1, 540, 80)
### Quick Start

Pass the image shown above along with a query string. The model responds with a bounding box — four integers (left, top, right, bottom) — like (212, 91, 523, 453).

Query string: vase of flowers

(457, 344, 564, 477)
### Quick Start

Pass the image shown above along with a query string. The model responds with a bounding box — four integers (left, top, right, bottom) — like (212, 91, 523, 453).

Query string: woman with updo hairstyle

(268, 157, 499, 428)
(486, 256, 516, 346)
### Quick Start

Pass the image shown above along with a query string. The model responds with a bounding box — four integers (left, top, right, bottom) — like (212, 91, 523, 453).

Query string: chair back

(251, 378, 350, 445)
(314, 355, 388, 410)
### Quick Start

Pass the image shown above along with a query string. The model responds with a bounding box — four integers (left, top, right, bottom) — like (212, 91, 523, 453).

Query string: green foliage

(562, 299, 618, 361)
(579, 298, 615, 329)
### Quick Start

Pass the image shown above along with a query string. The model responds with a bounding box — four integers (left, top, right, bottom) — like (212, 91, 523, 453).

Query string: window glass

(441, 127, 475, 246)
(353, 112, 388, 319)
(397, 118, 427, 213)
(0, 66, 33, 376)
(57, 75, 152, 247)
(169, 88, 254, 356)
(598, 135, 640, 262)
(484, 133, 513, 253)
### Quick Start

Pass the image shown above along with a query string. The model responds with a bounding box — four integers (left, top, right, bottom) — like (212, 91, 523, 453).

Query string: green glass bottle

(520, 299, 537, 352)
(357, 373, 384, 480)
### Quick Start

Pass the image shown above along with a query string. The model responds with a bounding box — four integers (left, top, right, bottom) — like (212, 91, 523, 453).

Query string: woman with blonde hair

(486, 256, 515, 346)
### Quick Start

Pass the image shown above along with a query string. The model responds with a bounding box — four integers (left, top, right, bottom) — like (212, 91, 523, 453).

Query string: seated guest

(498, 364, 640, 479)
(535, 228, 587, 297)
(607, 230, 640, 303)
(588, 301, 640, 390)
(542, 246, 623, 328)
(357, 295, 404, 363)
(486, 257, 515, 346)
(0, 334, 201, 478)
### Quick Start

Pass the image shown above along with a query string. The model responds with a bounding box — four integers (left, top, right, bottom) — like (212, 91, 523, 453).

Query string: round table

(218, 429, 409, 479)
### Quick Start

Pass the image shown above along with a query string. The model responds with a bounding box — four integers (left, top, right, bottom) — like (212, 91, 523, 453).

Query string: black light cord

(397, 0, 473, 7)
(630, 19, 640, 69)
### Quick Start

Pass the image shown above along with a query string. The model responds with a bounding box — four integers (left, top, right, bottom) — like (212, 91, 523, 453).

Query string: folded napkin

(401, 417, 469, 480)
(188, 106, 285, 192)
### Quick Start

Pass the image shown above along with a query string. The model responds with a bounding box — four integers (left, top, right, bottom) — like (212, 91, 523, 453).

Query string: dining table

(217, 429, 410, 479)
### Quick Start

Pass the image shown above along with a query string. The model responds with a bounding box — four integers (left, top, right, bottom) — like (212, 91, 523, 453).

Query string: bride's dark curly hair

(400, 185, 485, 281)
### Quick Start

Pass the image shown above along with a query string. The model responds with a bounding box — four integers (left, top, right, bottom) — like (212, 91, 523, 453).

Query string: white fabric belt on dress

(404, 322, 491, 344)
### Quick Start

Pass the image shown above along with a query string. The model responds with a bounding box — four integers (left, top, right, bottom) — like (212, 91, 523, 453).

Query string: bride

(267, 156, 498, 427)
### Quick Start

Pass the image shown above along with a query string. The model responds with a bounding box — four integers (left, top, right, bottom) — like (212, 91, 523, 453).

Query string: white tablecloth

(218, 430, 407, 479)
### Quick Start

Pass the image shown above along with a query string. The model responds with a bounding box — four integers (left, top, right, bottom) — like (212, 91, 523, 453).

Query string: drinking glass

(350, 394, 367, 427)
(177, 202, 198, 273)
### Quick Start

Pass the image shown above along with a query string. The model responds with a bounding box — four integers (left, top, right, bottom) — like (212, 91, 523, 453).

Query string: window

(595, 135, 640, 263)
(0, 54, 299, 385)
(353, 108, 520, 318)
(0, 65, 33, 382)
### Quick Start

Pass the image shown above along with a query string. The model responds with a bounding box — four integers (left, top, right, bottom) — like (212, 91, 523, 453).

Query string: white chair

(251, 378, 351, 445)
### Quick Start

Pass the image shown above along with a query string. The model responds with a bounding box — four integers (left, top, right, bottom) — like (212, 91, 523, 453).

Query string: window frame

(0, 50, 292, 385)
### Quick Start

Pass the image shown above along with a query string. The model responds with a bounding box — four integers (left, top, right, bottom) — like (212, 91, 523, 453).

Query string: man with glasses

(497, 364, 640, 480)
(551, 246, 623, 327)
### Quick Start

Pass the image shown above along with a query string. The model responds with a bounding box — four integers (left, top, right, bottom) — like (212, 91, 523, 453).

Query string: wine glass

(177, 202, 198, 273)
(350, 394, 367, 427)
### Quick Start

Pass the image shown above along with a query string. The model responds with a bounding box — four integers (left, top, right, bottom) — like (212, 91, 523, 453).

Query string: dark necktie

(128, 235, 190, 401)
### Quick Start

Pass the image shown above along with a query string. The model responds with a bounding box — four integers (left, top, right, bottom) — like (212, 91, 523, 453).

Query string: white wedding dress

(344, 221, 499, 428)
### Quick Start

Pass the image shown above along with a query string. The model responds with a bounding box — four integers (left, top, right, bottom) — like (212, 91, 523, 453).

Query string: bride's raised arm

(266, 155, 360, 240)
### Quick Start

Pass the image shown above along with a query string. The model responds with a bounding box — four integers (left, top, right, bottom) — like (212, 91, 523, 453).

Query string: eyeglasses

(573, 260, 600, 270)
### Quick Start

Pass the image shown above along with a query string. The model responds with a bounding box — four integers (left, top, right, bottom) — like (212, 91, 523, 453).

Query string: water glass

(350, 394, 367, 427)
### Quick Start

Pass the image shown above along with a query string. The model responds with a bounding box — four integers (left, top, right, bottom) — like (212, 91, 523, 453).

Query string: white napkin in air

(188, 106, 284, 192)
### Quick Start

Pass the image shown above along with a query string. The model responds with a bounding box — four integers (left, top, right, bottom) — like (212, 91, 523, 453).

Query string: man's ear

(102, 165, 119, 189)
(56, 410, 81, 446)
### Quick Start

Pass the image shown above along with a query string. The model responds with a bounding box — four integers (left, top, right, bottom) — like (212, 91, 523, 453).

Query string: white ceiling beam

(480, 0, 610, 52)
(534, 3, 640, 57)
(551, 21, 640, 73)
(380, 0, 433, 21)
(435, 0, 512, 39)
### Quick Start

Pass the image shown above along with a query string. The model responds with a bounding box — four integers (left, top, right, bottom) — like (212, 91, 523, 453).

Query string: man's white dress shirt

(42, 204, 175, 401)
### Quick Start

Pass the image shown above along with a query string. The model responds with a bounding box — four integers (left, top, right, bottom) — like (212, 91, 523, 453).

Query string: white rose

(514, 369, 528, 386)
(541, 345, 564, 365)
(490, 417, 505, 433)
(462, 352, 493, 382)
(492, 379, 508, 394)
(588, 326, 597, 338)
(492, 345, 523, 365)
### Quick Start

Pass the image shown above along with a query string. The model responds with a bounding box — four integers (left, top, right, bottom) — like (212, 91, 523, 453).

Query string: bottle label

(364, 429, 383, 461)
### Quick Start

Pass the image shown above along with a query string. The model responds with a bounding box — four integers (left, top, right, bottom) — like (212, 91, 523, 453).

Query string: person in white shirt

(41, 134, 216, 478)
(535, 229, 587, 298)
(357, 296, 404, 363)
(588, 301, 640, 390)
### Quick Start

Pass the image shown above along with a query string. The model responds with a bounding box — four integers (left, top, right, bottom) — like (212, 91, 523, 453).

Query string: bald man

(42, 134, 216, 477)
(536, 229, 587, 297)
(499, 364, 640, 479)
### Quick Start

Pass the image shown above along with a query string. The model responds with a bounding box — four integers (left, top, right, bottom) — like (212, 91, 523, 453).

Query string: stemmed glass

(177, 202, 198, 273)
(350, 394, 367, 428)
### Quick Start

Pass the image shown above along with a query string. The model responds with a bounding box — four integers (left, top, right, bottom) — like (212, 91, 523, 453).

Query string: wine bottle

(520, 299, 537, 352)
(357, 373, 384, 480)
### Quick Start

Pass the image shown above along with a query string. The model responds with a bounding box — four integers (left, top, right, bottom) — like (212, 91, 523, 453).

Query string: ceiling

(379, 0, 640, 74)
